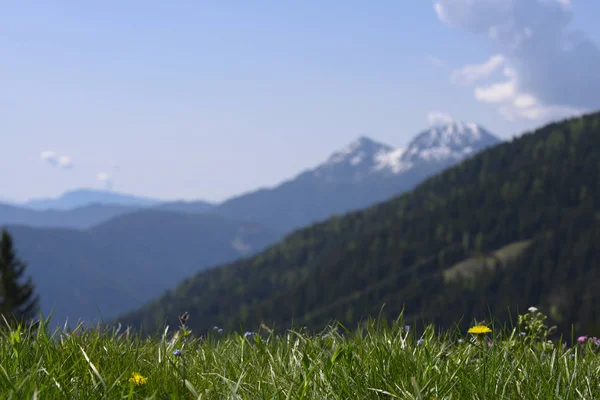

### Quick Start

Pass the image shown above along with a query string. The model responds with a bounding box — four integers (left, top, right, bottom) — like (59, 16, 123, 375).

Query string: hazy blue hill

(0, 192, 215, 230)
(154, 200, 215, 214)
(211, 177, 420, 234)
(23, 189, 161, 210)
(5, 210, 280, 327)
(0, 202, 140, 230)
(116, 112, 600, 336)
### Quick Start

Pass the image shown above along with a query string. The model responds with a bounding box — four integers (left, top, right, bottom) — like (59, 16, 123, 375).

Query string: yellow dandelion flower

(468, 325, 492, 335)
(129, 372, 148, 386)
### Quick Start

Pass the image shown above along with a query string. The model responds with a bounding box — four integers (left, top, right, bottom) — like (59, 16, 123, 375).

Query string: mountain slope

(23, 189, 161, 210)
(116, 112, 600, 336)
(213, 122, 500, 233)
(1, 193, 215, 230)
(0, 203, 141, 230)
(154, 200, 215, 215)
(5, 210, 280, 327)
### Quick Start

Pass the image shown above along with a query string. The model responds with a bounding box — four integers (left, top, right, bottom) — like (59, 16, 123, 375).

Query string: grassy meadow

(1, 309, 599, 399)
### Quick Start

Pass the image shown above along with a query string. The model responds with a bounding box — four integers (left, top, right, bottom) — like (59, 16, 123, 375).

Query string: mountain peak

(307, 123, 500, 184)
(310, 136, 393, 182)
(401, 121, 500, 164)
(424, 120, 493, 140)
(325, 136, 393, 166)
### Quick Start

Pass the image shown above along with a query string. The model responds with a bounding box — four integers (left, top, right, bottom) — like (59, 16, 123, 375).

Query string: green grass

(1, 310, 599, 399)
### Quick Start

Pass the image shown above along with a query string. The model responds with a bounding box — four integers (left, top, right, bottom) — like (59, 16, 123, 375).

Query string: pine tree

(0, 229, 39, 323)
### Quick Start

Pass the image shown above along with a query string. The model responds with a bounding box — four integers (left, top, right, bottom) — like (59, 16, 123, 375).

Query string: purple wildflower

(417, 338, 424, 346)
(577, 336, 588, 344)
(173, 349, 182, 357)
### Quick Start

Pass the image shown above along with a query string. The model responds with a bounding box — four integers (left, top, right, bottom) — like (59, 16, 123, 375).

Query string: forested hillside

(117, 112, 600, 336)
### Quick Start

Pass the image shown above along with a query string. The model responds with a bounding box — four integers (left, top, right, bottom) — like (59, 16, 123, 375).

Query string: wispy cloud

(425, 54, 446, 68)
(40, 151, 58, 167)
(58, 156, 74, 169)
(40, 151, 74, 169)
(96, 172, 112, 190)
(474, 81, 516, 104)
(427, 111, 454, 126)
(450, 54, 504, 85)
(435, 0, 598, 123)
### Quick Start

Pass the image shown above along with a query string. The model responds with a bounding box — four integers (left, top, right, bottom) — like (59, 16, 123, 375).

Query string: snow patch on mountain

(374, 147, 412, 173)
(313, 137, 395, 182)
(324, 136, 392, 166)
(401, 121, 499, 165)
(311, 122, 500, 183)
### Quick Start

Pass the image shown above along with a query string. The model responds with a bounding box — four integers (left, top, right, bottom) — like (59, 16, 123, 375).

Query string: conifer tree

(0, 229, 39, 323)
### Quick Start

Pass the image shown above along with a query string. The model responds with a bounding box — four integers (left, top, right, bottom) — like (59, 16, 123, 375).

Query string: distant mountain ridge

(155, 200, 215, 215)
(4, 122, 498, 233)
(1, 190, 215, 230)
(0, 203, 140, 230)
(310, 121, 499, 181)
(23, 189, 161, 211)
(213, 121, 501, 233)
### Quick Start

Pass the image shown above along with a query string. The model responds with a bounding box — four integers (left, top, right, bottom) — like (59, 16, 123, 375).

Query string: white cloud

(58, 156, 73, 169)
(41, 150, 74, 169)
(503, 67, 516, 79)
(498, 106, 516, 122)
(498, 98, 582, 123)
(518, 104, 582, 121)
(97, 172, 112, 190)
(474, 80, 516, 103)
(435, 0, 599, 122)
(451, 54, 505, 85)
(434, 2, 449, 24)
(513, 93, 537, 109)
(425, 54, 446, 68)
(40, 151, 58, 167)
(427, 111, 454, 126)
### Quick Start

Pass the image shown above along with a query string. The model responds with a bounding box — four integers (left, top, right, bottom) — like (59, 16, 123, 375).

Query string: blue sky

(2, 1, 600, 203)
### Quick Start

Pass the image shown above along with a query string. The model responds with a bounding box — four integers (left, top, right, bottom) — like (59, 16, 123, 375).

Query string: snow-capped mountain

(309, 121, 500, 183)
(214, 121, 501, 233)
(398, 121, 499, 166)
(310, 137, 396, 183)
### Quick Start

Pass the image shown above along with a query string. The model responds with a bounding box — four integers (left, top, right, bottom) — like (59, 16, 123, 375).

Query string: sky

(2, 0, 600, 203)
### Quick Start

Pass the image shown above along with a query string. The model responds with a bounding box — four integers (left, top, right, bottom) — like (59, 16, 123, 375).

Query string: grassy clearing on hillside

(1, 309, 599, 399)
(443, 239, 532, 283)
